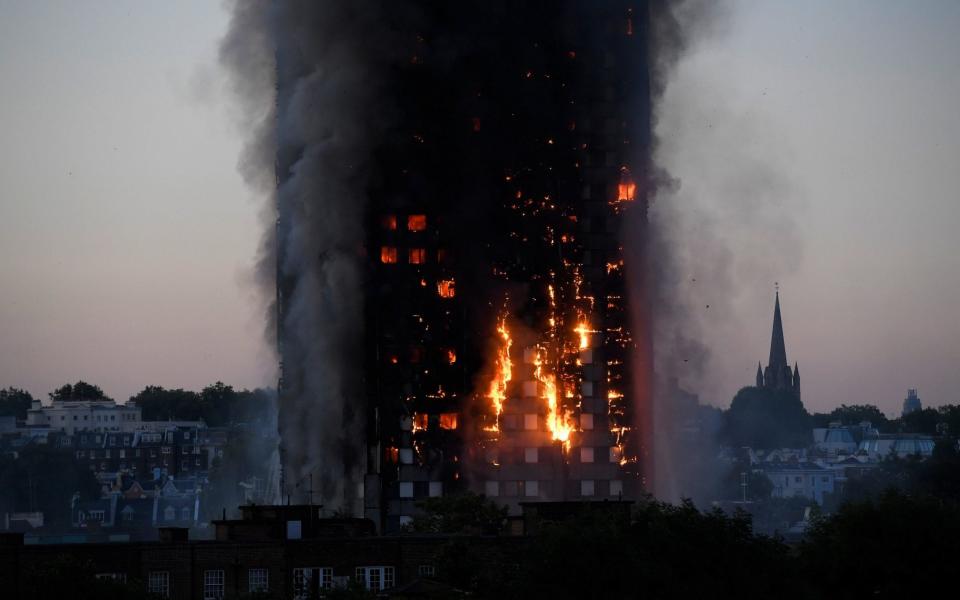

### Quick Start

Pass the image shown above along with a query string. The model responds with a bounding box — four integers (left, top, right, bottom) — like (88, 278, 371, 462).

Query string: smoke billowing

(220, 1, 410, 511)
(219, 0, 799, 510)
(644, 0, 803, 501)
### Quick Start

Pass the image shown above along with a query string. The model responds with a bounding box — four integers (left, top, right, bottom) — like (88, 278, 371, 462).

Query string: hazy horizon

(1, 1, 958, 416)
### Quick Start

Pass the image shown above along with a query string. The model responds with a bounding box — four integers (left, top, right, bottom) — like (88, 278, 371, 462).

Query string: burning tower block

(277, 1, 652, 533)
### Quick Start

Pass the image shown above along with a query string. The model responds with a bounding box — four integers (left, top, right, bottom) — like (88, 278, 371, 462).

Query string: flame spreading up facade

(277, 2, 652, 533)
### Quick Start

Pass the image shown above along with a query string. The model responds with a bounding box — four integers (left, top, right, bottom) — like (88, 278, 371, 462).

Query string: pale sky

(0, 1, 958, 416)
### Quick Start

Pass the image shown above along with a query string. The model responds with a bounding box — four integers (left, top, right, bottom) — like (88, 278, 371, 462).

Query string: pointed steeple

(768, 291, 788, 371)
(756, 362, 764, 387)
(793, 362, 801, 390)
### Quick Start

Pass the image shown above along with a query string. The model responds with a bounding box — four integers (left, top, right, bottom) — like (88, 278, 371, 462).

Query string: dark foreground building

(276, 1, 654, 534)
(0, 503, 631, 599)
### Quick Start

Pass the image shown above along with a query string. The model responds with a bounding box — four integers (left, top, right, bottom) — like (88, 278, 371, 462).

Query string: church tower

(758, 291, 801, 399)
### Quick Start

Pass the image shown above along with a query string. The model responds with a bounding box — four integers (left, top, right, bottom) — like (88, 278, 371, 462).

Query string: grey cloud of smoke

(646, 0, 803, 501)
(219, 0, 405, 511)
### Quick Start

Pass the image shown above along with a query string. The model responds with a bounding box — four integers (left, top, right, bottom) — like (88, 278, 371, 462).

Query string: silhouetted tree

(812, 404, 893, 432)
(899, 407, 941, 434)
(723, 387, 811, 449)
(511, 499, 796, 600)
(412, 492, 507, 535)
(49, 381, 111, 402)
(0, 387, 33, 419)
(129, 386, 203, 421)
(800, 490, 960, 597)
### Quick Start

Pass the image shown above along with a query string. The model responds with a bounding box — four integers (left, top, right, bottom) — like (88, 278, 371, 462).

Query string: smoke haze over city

(1, 0, 959, 417)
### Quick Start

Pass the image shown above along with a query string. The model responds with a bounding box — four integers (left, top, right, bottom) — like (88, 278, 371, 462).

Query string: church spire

(768, 290, 788, 371)
(756, 362, 764, 387)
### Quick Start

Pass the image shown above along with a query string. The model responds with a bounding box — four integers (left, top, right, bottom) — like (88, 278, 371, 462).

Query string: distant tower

(902, 389, 922, 416)
(757, 291, 801, 399)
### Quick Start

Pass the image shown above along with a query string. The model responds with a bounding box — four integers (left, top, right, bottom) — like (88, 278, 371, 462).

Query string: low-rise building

(760, 461, 836, 505)
(24, 398, 141, 435)
(858, 434, 935, 460)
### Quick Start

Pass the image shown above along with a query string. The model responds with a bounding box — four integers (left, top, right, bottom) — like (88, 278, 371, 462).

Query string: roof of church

(769, 291, 788, 370)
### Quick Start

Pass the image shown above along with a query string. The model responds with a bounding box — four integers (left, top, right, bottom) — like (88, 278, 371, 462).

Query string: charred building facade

(275, 2, 652, 533)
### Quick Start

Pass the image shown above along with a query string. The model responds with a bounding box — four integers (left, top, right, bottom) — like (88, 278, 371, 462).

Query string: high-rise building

(902, 389, 922, 416)
(278, 1, 652, 533)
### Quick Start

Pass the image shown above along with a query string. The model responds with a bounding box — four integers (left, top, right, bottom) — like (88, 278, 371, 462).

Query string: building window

(610, 480, 624, 497)
(380, 246, 398, 264)
(408, 248, 427, 264)
(248, 568, 268, 594)
(164, 506, 176, 521)
(524, 481, 539, 497)
(581, 480, 596, 497)
(382, 214, 398, 230)
(524, 448, 539, 464)
(418, 565, 436, 578)
(148, 572, 170, 597)
(439, 413, 458, 430)
(407, 214, 427, 231)
(293, 567, 333, 599)
(485, 481, 500, 497)
(356, 566, 395, 592)
(609, 446, 623, 463)
(580, 447, 595, 463)
(522, 380, 538, 397)
(203, 570, 224, 600)
(87, 510, 105, 522)
(413, 413, 429, 431)
(429, 481, 443, 498)
(437, 279, 455, 298)
(287, 520, 302, 540)
(181, 507, 191, 521)
(523, 414, 538, 430)
(580, 413, 594, 430)
(399, 482, 414, 498)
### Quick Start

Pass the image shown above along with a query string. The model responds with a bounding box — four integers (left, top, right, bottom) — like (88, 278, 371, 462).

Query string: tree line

(720, 385, 960, 450)
(0, 381, 275, 427)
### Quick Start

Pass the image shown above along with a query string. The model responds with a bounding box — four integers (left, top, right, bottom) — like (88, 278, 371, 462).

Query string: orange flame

(533, 347, 574, 445)
(618, 169, 637, 202)
(574, 320, 591, 350)
(437, 279, 456, 298)
(484, 318, 512, 431)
